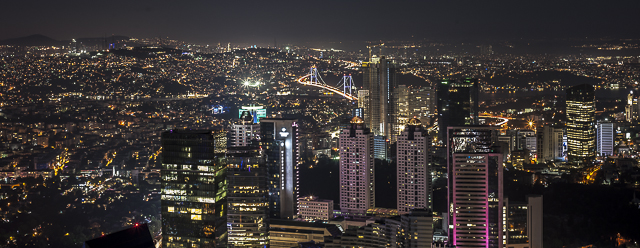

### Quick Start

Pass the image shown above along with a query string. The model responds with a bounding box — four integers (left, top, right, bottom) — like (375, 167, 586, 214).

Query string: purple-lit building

(446, 126, 504, 248)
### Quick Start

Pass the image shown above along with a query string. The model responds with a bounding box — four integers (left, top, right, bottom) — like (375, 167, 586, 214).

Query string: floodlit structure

(566, 84, 596, 166)
(339, 116, 375, 213)
(260, 118, 299, 219)
(362, 56, 398, 140)
(446, 126, 504, 248)
(397, 118, 433, 214)
(298, 196, 334, 221)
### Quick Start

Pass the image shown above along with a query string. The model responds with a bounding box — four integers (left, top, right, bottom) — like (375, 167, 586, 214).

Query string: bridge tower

(338, 74, 354, 96)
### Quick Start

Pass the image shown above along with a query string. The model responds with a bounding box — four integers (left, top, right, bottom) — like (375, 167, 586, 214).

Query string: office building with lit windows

(397, 118, 432, 214)
(504, 195, 543, 248)
(260, 118, 299, 219)
(362, 56, 398, 140)
(597, 122, 615, 157)
(298, 196, 334, 221)
(231, 111, 260, 147)
(437, 78, 479, 142)
(339, 116, 375, 213)
(566, 84, 596, 166)
(161, 130, 228, 248)
(226, 147, 269, 247)
(446, 126, 504, 248)
(537, 125, 565, 163)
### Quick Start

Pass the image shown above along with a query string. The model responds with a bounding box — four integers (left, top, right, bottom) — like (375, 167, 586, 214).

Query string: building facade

(226, 147, 269, 247)
(504, 195, 543, 248)
(362, 56, 398, 140)
(597, 122, 615, 157)
(298, 196, 334, 221)
(339, 117, 375, 213)
(397, 118, 433, 214)
(437, 79, 479, 142)
(260, 118, 299, 219)
(537, 125, 565, 163)
(446, 126, 504, 248)
(161, 130, 228, 248)
(230, 111, 260, 147)
(566, 84, 596, 166)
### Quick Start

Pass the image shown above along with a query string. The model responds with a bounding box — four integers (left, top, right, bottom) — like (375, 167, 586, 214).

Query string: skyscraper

(446, 126, 503, 248)
(437, 78, 479, 142)
(537, 125, 565, 163)
(260, 118, 299, 219)
(362, 56, 398, 140)
(566, 84, 596, 166)
(397, 118, 432, 214)
(226, 147, 269, 247)
(358, 90, 370, 126)
(504, 195, 543, 248)
(339, 116, 375, 213)
(597, 122, 615, 157)
(626, 91, 639, 122)
(161, 130, 228, 248)
(231, 111, 260, 147)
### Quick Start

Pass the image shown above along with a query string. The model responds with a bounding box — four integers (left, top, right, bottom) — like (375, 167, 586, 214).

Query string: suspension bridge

(297, 66, 357, 101)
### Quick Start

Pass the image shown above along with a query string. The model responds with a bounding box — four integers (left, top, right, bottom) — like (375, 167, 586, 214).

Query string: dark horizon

(1, 0, 639, 45)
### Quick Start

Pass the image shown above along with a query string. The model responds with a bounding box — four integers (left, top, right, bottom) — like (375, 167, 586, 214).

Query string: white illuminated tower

(339, 116, 374, 213)
(260, 118, 299, 219)
(397, 118, 432, 214)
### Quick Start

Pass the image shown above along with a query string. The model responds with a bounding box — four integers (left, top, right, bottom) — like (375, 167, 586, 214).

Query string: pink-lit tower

(339, 116, 375, 213)
(446, 126, 504, 248)
(397, 117, 432, 214)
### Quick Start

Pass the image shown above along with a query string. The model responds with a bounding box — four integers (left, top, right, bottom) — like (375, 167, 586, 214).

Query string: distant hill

(0, 34, 66, 46)
(0, 34, 129, 47)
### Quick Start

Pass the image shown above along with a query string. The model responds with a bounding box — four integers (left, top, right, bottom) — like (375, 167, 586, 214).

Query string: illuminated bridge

(297, 66, 357, 101)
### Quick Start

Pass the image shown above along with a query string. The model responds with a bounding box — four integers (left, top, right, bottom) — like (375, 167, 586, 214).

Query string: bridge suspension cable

(297, 66, 357, 101)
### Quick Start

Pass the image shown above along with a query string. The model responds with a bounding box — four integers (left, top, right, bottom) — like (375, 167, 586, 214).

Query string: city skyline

(3, 5, 640, 246)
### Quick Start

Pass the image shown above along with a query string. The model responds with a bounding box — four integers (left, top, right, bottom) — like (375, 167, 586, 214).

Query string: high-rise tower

(339, 116, 375, 213)
(362, 56, 398, 141)
(231, 111, 260, 147)
(260, 118, 299, 219)
(446, 126, 504, 248)
(596, 122, 614, 157)
(437, 78, 479, 142)
(397, 118, 432, 214)
(226, 147, 269, 247)
(537, 125, 565, 163)
(161, 130, 228, 248)
(566, 84, 595, 166)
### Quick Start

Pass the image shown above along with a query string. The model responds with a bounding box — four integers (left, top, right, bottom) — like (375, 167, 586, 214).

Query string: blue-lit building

(239, 105, 267, 123)
(373, 135, 387, 160)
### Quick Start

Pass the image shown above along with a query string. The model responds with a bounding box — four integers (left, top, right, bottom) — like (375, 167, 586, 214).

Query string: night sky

(1, 0, 639, 44)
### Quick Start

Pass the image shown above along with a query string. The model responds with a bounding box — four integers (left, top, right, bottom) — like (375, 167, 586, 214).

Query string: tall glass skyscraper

(566, 84, 595, 166)
(362, 56, 398, 141)
(260, 118, 299, 219)
(161, 130, 228, 248)
(437, 78, 479, 142)
(226, 147, 269, 247)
